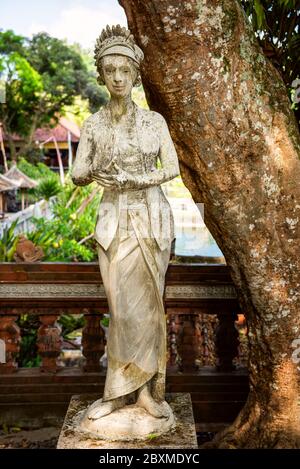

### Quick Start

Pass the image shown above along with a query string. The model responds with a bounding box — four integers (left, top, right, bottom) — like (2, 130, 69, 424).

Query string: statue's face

(102, 55, 137, 98)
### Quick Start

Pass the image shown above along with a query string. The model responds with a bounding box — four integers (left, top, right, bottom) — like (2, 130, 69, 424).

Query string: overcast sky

(1, 0, 127, 49)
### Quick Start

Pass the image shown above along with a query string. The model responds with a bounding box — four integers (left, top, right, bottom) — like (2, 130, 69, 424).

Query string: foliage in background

(59, 314, 85, 340)
(241, 0, 300, 123)
(16, 313, 87, 368)
(0, 160, 101, 262)
(17, 157, 61, 204)
(0, 219, 19, 261)
(62, 95, 92, 127)
(34, 177, 62, 201)
(69, 42, 109, 115)
(27, 176, 101, 262)
(17, 315, 41, 368)
(17, 157, 57, 180)
(17, 313, 85, 367)
(132, 86, 148, 109)
(0, 30, 108, 159)
(101, 316, 110, 328)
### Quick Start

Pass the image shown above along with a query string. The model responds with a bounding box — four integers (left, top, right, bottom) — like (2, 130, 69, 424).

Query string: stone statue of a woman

(71, 25, 180, 436)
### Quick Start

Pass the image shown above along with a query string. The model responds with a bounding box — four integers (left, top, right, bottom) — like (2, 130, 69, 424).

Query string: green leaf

(254, 0, 266, 29)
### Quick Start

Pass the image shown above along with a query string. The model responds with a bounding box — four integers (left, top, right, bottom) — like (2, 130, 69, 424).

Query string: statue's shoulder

(136, 106, 166, 129)
(81, 108, 106, 133)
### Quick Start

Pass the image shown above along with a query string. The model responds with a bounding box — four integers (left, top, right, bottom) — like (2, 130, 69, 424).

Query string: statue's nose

(114, 69, 122, 83)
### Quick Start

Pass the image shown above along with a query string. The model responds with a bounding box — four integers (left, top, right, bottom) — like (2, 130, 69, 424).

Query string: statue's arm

(124, 114, 180, 189)
(71, 120, 95, 186)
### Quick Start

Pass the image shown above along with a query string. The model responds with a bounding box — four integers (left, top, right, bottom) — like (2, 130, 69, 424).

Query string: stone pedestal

(57, 393, 197, 449)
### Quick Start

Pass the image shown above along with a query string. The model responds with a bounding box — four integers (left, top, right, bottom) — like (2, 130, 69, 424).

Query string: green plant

(240, 0, 300, 124)
(0, 219, 19, 261)
(27, 220, 57, 253)
(17, 315, 41, 368)
(146, 433, 159, 440)
(34, 177, 62, 200)
(0, 177, 102, 263)
(25, 181, 101, 261)
(17, 157, 56, 181)
(59, 314, 85, 339)
(17, 314, 85, 368)
(101, 316, 110, 328)
(0, 30, 106, 160)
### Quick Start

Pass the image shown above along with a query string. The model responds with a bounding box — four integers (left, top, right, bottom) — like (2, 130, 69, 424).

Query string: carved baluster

(37, 315, 62, 373)
(201, 315, 210, 366)
(199, 314, 218, 367)
(173, 314, 181, 369)
(0, 315, 21, 373)
(166, 314, 172, 367)
(176, 313, 200, 372)
(167, 313, 178, 369)
(215, 312, 239, 371)
(82, 312, 105, 372)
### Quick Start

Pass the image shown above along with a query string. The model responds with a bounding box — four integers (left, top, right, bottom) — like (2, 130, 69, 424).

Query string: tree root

(201, 398, 300, 449)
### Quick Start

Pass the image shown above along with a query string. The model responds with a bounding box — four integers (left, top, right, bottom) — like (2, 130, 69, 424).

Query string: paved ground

(0, 426, 60, 449)
(0, 425, 215, 449)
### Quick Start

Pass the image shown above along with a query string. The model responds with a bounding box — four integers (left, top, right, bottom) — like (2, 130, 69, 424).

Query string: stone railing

(0, 262, 243, 375)
(0, 197, 56, 238)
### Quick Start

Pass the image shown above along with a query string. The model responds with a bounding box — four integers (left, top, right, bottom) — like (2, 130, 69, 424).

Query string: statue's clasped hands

(91, 160, 135, 190)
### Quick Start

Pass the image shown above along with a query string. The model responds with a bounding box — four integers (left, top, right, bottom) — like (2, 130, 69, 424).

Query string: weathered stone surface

(57, 393, 197, 449)
(71, 25, 180, 432)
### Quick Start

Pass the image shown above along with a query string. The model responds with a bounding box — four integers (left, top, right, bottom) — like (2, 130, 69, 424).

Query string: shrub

(0, 219, 19, 261)
(34, 177, 62, 200)
(17, 157, 55, 181)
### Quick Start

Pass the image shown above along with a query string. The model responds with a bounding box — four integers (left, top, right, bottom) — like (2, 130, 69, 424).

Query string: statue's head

(94, 25, 144, 98)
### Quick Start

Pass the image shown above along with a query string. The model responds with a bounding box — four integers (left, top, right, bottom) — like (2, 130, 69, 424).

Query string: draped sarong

(97, 191, 171, 402)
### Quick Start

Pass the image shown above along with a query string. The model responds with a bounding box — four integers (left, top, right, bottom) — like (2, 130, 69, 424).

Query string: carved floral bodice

(72, 103, 176, 186)
(99, 111, 156, 177)
(71, 103, 180, 251)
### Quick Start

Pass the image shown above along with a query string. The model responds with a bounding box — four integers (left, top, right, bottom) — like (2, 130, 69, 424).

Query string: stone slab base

(78, 399, 175, 441)
(57, 393, 197, 449)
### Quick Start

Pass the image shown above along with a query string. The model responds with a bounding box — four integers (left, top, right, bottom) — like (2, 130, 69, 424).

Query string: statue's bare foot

(87, 396, 125, 420)
(136, 384, 170, 418)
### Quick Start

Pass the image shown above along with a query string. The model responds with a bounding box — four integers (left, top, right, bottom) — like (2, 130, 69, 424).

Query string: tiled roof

(3, 117, 81, 143)
(4, 165, 38, 189)
(34, 118, 80, 143)
(0, 174, 20, 192)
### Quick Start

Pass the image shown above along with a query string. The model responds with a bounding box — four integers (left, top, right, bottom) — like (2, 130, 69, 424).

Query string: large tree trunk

(5, 128, 17, 164)
(119, 0, 300, 448)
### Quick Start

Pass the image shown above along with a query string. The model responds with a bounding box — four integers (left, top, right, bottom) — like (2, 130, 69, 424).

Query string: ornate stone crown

(94, 25, 144, 69)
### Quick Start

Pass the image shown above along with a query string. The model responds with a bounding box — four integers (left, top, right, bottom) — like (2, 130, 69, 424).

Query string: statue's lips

(113, 86, 125, 91)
